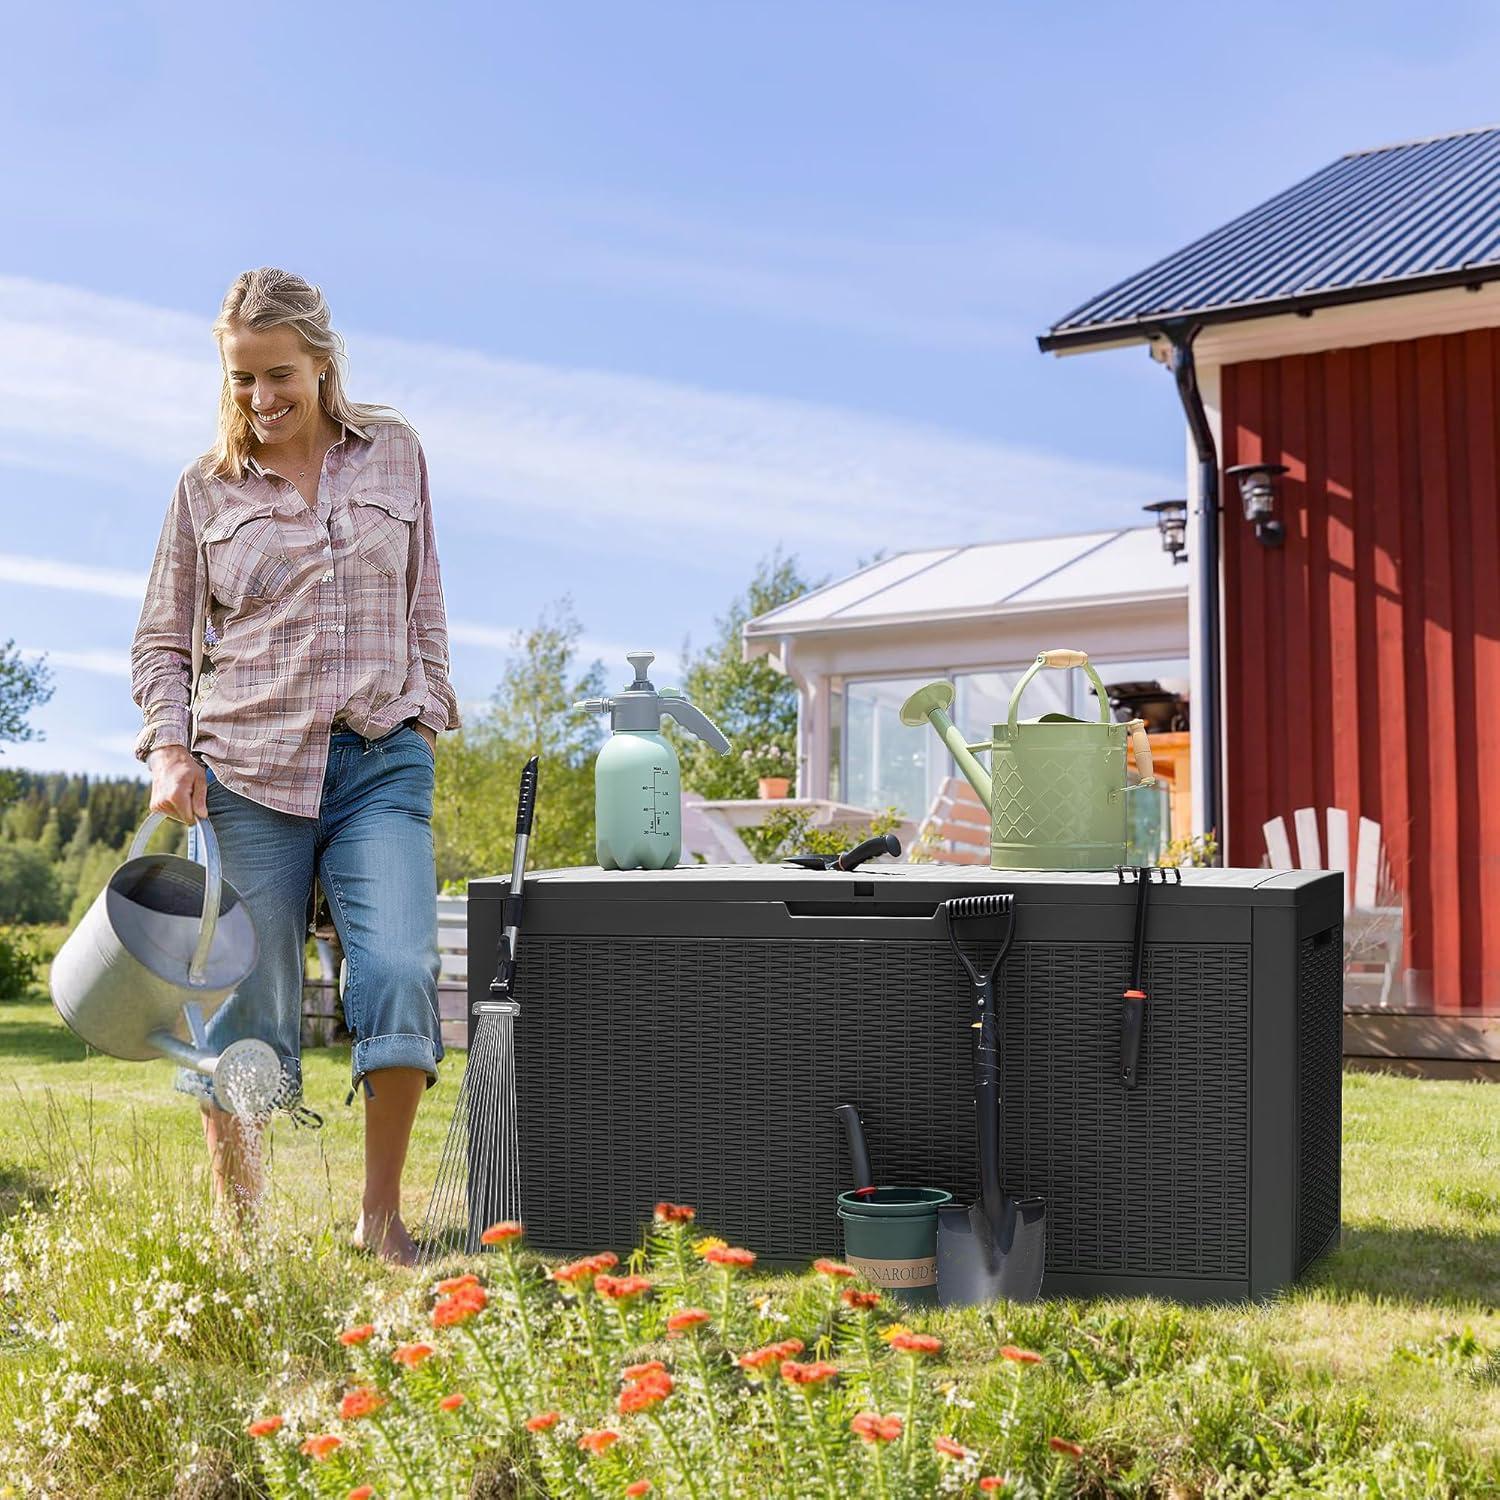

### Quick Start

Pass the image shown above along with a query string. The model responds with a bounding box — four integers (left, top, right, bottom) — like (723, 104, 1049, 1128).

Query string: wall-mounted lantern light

(1225, 462, 1288, 548)
(1142, 499, 1189, 564)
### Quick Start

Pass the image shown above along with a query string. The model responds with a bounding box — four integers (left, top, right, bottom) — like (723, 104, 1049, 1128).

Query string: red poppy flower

(347, 1487, 375, 1500)
(246, 1415, 284, 1437)
(392, 1342, 435, 1369)
(578, 1428, 621, 1456)
(850, 1411, 903, 1444)
(653, 1202, 696, 1224)
(702, 1245, 756, 1269)
(480, 1220, 524, 1244)
(300, 1433, 344, 1460)
(439, 1392, 467, 1412)
(625, 1483, 653, 1498)
(934, 1434, 974, 1460)
(526, 1411, 561, 1432)
(623, 1360, 668, 1380)
(338, 1323, 375, 1346)
(435, 1274, 480, 1294)
(554, 1251, 620, 1285)
(1048, 1437, 1084, 1460)
(666, 1308, 711, 1336)
(889, 1332, 943, 1356)
(432, 1285, 488, 1328)
(617, 1371, 673, 1413)
(999, 1345, 1043, 1365)
(780, 1359, 839, 1386)
(812, 1258, 855, 1278)
(339, 1386, 387, 1422)
(738, 1337, 805, 1369)
(596, 1273, 653, 1301)
(979, 1479, 1010, 1494)
(841, 1288, 881, 1311)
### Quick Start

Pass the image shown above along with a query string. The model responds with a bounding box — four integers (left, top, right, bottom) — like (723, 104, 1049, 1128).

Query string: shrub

(741, 805, 904, 864)
(0, 842, 67, 924)
(0, 926, 45, 999)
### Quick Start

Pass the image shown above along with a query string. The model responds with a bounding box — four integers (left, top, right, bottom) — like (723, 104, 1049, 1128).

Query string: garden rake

(419, 756, 537, 1261)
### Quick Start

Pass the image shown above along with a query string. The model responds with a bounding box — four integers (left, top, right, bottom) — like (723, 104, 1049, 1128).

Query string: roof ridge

(1343, 123, 1500, 158)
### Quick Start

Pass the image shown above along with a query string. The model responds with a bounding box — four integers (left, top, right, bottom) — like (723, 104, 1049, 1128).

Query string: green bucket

(837, 1187, 953, 1306)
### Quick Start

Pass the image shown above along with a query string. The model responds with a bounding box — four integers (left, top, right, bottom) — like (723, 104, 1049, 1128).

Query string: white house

(742, 526, 1190, 830)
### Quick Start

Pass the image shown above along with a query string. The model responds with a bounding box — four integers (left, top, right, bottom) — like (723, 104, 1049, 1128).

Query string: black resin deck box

(467, 865, 1343, 1302)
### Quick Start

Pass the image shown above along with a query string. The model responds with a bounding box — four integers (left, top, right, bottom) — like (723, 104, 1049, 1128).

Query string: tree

(431, 601, 607, 887)
(673, 552, 824, 800)
(0, 642, 53, 808)
(0, 843, 66, 924)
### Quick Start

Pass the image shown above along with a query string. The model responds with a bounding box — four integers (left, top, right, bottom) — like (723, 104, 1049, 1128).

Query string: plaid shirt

(131, 420, 460, 818)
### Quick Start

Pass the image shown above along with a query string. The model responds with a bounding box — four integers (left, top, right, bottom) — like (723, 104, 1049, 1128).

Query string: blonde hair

(205, 267, 408, 480)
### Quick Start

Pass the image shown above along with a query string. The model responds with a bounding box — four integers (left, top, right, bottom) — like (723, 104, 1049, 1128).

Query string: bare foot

(352, 1210, 418, 1266)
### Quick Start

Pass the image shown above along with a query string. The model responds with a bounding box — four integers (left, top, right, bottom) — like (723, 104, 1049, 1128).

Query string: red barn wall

(1221, 328, 1500, 1015)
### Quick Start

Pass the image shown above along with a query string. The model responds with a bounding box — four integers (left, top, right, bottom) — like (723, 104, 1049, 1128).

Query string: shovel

(937, 893, 1046, 1305)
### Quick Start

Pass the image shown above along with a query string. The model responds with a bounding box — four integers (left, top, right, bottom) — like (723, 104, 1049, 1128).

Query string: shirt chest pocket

(350, 491, 416, 579)
(203, 503, 292, 607)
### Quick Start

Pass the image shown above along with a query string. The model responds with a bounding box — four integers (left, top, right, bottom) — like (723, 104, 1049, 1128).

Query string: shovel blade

(937, 1195, 1047, 1307)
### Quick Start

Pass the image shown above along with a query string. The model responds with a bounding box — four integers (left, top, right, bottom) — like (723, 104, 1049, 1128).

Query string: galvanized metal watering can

(50, 813, 281, 1114)
(900, 649, 1156, 871)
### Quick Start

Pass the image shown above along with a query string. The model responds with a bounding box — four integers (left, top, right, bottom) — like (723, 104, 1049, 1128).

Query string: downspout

(1159, 322, 1224, 855)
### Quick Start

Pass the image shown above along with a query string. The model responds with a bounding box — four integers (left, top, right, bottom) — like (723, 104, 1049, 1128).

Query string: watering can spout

(899, 682, 992, 807)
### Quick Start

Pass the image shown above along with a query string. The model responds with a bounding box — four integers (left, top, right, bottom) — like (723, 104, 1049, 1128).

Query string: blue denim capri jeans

(176, 725, 445, 1108)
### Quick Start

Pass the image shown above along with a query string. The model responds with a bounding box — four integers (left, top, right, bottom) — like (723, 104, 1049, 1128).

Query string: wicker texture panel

(511, 934, 1252, 1278)
(1296, 929, 1344, 1268)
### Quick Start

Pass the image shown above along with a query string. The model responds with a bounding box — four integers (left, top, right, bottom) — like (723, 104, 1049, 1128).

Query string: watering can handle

(129, 812, 222, 988)
(1006, 650, 1113, 733)
(1128, 719, 1156, 786)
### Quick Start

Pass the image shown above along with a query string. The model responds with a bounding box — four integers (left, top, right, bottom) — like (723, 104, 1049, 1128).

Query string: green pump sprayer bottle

(574, 651, 732, 870)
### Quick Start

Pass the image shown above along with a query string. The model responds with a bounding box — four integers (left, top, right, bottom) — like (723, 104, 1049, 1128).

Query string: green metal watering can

(900, 649, 1156, 871)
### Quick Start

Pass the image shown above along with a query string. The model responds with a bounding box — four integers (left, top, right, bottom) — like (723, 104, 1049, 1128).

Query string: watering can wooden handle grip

(1008, 651, 1113, 731)
(1128, 720, 1156, 786)
(129, 812, 222, 987)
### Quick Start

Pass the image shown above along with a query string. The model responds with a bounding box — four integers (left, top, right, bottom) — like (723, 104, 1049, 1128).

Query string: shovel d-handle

(1006, 649, 1113, 733)
(129, 811, 222, 988)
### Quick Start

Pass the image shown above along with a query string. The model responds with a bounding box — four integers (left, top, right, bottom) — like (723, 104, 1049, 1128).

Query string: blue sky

(6, 1, 1500, 778)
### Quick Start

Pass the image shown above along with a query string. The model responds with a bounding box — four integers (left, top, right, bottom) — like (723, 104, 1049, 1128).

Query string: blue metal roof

(1040, 126, 1500, 352)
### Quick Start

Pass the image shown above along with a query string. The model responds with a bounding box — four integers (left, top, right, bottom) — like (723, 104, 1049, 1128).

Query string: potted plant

(742, 742, 794, 799)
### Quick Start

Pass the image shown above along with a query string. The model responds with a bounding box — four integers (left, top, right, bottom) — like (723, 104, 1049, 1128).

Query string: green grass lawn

(4, 994, 1500, 1497)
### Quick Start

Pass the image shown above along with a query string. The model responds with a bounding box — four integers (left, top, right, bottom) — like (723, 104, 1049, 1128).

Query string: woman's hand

(414, 723, 437, 756)
(148, 745, 208, 824)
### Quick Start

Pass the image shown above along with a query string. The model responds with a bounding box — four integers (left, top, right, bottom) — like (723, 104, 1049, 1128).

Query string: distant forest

(0, 771, 176, 926)
(2, 771, 152, 849)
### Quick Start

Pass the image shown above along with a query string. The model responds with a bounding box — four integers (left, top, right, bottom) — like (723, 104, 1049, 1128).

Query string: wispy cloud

(0, 555, 677, 682)
(0, 276, 1175, 560)
(0, 551, 146, 600)
(17, 645, 131, 678)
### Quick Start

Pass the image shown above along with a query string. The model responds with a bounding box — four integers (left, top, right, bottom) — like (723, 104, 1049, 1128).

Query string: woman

(131, 267, 459, 1264)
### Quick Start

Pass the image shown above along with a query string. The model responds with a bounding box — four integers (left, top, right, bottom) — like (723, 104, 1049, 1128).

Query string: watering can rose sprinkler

(900, 649, 1156, 871)
(50, 813, 281, 1116)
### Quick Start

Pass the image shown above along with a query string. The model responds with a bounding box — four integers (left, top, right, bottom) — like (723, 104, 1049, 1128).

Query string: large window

(843, 667, 1070, 819)
(844, 678, 937, 818)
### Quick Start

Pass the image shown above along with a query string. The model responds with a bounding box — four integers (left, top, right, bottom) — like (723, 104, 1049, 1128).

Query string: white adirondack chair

(1262, 808, 1404, 1009)
(911, 777, 991, 865)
